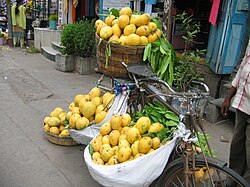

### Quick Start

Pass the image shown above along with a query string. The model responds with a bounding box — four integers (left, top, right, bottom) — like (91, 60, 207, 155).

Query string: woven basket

(96, 34, 145, 78)
(43, 125, 78, 146)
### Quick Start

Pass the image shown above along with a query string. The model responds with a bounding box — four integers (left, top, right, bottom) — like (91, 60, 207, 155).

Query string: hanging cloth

(73, 0, 78, 8)
(209, 0, 221, 26)
(72, 0, 76, 23)
(63, 0, 68, 14)
(11, 4, 26, 30)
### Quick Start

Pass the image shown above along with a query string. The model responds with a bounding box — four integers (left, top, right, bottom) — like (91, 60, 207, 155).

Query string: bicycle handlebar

(122, 61, 210, 99)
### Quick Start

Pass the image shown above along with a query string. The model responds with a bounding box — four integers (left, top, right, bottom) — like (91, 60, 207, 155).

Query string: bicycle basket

(171, 97, 207, 116)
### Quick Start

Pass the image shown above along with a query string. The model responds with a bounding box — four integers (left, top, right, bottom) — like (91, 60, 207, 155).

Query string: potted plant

(55, 23, 76, 72)
(58, 19, 96, 74)
(49, 15, 58, 30)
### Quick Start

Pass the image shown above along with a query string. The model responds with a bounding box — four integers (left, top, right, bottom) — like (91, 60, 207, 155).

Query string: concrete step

(206, 97, 235, 124)
(41, 46, 60, 62)
(219, 80, 231, 98)
(51, 41, 65, 53)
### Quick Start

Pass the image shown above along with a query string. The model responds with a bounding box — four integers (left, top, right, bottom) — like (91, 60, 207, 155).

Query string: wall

(34, 28, 61, 49)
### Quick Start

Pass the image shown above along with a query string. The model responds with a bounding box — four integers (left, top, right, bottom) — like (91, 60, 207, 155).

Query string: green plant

(173, 12, 206, 91)
(60, 23, 77, 55)
(175, 12, 201, 53)
(26, 47, 40, 54)
(60, 20, 96, 57)
(74, 20, 96, 58)
(49, 15, 58, 21)
(0, 32, 4, 37)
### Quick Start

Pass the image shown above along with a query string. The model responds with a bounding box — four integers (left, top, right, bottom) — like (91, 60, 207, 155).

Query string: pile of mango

(96, 7, 162, 46)
(43, 87, 115, 137)
(90, 113, 167, 165)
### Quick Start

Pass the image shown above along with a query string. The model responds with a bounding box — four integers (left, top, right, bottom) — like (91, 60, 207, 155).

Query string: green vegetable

(143, 35, 176, 86)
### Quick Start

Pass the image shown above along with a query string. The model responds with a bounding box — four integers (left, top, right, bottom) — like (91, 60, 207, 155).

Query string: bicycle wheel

(155, 156, 249, 187)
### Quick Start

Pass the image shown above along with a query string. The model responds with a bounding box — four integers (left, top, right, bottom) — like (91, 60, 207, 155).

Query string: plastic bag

(69, 91, 129, 145)
(84, 137, 177, 187)
(84, 123, 192, 187)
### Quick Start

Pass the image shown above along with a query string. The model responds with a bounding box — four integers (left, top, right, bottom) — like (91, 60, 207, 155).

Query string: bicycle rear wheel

(155, 156, 249, 187)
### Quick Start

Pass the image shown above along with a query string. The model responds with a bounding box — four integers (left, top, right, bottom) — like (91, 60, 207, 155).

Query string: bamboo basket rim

(43, 124, 79, 146)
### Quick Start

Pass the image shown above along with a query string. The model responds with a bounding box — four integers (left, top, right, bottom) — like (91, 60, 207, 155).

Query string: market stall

(41, 4, 219, 187)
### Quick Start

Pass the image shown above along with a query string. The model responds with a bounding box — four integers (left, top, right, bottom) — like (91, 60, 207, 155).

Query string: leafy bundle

(143, 36, 177, 86)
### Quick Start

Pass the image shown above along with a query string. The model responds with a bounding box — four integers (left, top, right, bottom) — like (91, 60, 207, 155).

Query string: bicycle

(122, 62, 250, 187)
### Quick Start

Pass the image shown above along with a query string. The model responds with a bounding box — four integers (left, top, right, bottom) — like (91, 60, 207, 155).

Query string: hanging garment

(209, 0, 221, 26)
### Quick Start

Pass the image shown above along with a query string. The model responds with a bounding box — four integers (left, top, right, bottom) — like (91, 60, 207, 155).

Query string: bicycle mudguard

(126, 63, 155, 77)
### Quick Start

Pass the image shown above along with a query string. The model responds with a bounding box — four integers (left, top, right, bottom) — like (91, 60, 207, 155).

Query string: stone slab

(55, 53, 75, 72)
(75, 56, 97, 75)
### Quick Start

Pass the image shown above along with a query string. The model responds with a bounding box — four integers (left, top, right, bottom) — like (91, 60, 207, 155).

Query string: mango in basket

(81, 101, 96, 119)
(121, 113, 131, 127)
(148, 122, 164, 133)
(110, 114, 122, 130)
(109, 130, 120, 146)
(76, 117, 89, 130)
(100, 121, 112, 136)
(43, 116, 50, 124)
(69, 114, 81, 129)
(135, 116, 151, 134)
(138, 137, 152, 154)
(95, 111, 107, 124)
(118, 146, 131, 163)
(101, 146, 115, 162)
(59, 129, 70, 137)
(119, 7, 132, 17)
(50, 126, 60, 135)
(152, 137, 161, 150)
(48, 117, 60, 127)
(43, 123, 50, 132)
(126, 127, 141, 144)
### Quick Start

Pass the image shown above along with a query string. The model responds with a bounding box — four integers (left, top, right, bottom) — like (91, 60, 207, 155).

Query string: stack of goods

(43, 87, 115, 145)
(95, 6, 162, 78)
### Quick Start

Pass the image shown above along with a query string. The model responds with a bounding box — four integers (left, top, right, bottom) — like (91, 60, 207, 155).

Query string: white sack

(69, 92, 129, 145)
(84, 123, 192, 187)
(84, 137, 177, 187)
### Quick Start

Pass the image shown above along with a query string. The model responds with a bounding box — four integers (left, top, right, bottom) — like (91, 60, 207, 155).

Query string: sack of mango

(95, 7, 162, 46)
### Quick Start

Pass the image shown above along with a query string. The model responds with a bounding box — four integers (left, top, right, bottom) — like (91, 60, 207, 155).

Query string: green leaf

(160, 55, 170, 75)
(143, 43, 151, 61)
(150, 52, 157, 71)
(63, 119, 69, 124)
(142, 132, 156, 138)
(159, 38, 169, 51)
(128, 121, 136, 127)
(150, 115, 158, 123)
(153, 39, 161, 46)
(164, 120, 178, 127)
(159, 45, 167, 54)
(165, 111, 179, 122)
(109, 8, 119, 17)
(88, 143, 94, 156)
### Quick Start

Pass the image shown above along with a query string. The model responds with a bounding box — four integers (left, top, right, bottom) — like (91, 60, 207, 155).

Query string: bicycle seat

(127, 63, 155, 77)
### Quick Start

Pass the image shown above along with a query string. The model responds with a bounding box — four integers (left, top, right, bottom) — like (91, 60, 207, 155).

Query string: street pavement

(0, 47, 235, 187)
